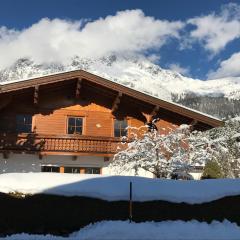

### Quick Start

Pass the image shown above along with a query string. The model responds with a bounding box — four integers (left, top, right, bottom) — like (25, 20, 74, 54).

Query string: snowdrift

(4, 220, 240, 240)
(1, 173, 240, 203)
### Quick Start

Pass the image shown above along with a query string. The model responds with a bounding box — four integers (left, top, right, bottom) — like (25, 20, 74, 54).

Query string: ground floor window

(85, 167, 101, 174)
(64, 167, 101, 174)
(41, 166, 60, 173)
(64, 166, 81, 174)
(41, 165, 101, 174)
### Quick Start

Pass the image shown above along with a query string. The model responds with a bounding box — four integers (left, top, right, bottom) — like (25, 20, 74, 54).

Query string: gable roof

(0, 70, 223, 127)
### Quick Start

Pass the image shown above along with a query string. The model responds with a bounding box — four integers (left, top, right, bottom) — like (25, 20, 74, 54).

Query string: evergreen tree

(201, 161, 223, 179)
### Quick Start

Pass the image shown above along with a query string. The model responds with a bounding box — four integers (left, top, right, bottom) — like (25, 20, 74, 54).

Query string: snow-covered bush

(199, 118, 240, 178)
(110, 118, 240, 179)
(110, 124, 198, 178)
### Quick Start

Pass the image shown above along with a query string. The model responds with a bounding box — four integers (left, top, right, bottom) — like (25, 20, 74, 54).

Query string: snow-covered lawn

(1, 173, 240, 203)
(2, 220, 240, 240)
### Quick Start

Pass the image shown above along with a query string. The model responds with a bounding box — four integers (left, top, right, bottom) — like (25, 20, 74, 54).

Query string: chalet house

(0, 70, 223, 178)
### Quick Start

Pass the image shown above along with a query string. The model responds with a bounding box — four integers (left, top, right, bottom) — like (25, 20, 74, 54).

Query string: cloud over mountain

(0, 3, 239, 79)
(208, 51, 240, 79)
(0, 9, 184, 70)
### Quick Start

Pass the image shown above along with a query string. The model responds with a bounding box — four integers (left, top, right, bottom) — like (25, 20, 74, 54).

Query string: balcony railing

(0, 133, 123, 155)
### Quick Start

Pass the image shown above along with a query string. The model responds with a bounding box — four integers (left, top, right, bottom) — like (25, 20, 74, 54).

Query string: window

(41, 166, 60, 173)
(16, 114, 32, 133)
(114, 119, 128, 137)
(64, 167, 81, 174)
(63, 167, 100, 174)
(67, 117, 83, 134)
(85, 167, 101, 174)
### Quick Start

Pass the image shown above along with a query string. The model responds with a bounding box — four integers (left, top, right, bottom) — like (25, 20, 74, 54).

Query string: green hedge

(0, 192, 239, 237)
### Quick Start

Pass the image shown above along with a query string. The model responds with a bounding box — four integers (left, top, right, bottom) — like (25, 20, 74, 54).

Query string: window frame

(66, 116, 84, 135)
(113, 118, 128, 138)
(64, 166, 81, 174)
(84, 167, 101, 174)
(41, 165, 60, 173)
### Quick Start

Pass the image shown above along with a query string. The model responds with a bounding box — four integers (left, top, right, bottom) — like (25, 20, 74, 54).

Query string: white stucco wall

(0, 153, 154, 178)
(1, 154, 202, 179)
(0, 153, 108, 173)
(0, 154, 41, 173)
(41, 155, 107, 168)
(189, 171, 203, 180)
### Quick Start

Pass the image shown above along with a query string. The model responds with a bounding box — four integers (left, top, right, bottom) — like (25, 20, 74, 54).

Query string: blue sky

(0, 0, 239, 79)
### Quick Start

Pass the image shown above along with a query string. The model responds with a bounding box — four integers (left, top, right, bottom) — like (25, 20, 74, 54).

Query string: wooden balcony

(0, 133, 123, 156)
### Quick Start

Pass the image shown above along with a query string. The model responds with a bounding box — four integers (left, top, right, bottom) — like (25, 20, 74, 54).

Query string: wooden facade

(0, 70, 223, 174)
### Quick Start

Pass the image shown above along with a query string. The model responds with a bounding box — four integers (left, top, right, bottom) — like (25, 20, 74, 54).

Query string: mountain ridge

(1, 56, 240, 119)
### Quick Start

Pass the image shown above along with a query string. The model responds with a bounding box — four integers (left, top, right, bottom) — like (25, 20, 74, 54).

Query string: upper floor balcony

(0, 133, 123, 156)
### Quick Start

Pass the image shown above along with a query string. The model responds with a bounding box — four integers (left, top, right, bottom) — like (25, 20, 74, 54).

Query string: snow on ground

(1, 173, 240, 204)
(2, 220, 240, 240)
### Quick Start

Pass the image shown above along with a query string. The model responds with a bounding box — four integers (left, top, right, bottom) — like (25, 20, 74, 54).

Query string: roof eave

(0, 70, 224, 127)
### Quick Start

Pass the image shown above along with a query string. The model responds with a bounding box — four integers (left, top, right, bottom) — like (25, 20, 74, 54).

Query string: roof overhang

(0, 70, 224, 127)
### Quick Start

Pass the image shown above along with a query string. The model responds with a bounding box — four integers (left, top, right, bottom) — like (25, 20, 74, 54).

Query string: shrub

(201, 161, 223, 179)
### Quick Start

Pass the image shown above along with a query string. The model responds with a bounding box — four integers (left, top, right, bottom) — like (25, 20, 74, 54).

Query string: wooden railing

(0, 133, 123, 155)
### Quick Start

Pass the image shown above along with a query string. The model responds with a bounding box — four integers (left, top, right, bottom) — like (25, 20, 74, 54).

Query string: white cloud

(187, 3, 240, 54)
(0, 10, 184, 69)
(208, 52, 240, 79)
(168, 63, 190, 76)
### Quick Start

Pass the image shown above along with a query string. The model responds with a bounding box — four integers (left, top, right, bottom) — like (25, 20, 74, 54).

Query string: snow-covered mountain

(1, 56, 240, 119)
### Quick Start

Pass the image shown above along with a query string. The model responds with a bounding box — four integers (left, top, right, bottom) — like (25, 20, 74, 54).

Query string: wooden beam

(190, 119, 198, 126)
(142, 112, 152, 123)
(75, 78, 82, 99)
(111, 92, 122, 113)
(189, 119, 198, 131)
(34, 86, 39, 105)
(150, 105, 160, 117)
(142, 106, 160, 123)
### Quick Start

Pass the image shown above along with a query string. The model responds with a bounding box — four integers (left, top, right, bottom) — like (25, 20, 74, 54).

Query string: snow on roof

(1, 173, 240, 204)
(0, 70, 222, 122)
(0, 71, 54, 86)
